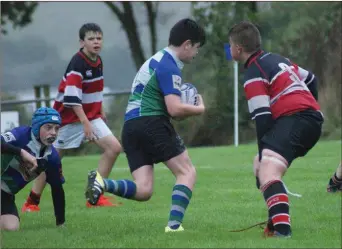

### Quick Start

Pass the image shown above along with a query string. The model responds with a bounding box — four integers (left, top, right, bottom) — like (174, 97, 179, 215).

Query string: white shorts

(53, 118, 113, 149)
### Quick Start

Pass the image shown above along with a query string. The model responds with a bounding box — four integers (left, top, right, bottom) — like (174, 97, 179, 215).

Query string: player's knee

(103, 144, 121, 162)
(110, 141, 122, 156)
(261, 149, 288, 167)
(253, 154, 260, 176)
(178, 161, 196, 179)
(1, 220, 19, 231)
(135, 181, 153, 201)
(188, 165, 197, 181)
(99, 136, 122, 157)
(258, 150, 288, 186)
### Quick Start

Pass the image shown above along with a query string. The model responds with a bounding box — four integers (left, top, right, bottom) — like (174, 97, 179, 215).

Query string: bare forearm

(72, 106, 89, 124)
(170, 103, 204, 118)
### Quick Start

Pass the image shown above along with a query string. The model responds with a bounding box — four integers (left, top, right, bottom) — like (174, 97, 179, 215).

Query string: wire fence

(1, 90, 131, 133)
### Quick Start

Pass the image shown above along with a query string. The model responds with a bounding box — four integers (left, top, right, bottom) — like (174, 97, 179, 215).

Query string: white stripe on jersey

(270, 68, 289, 84)
(83, 76, 104, 83)
(248, 95, 270, 113)
(252, 111, 272, 120)
(297, 66, 309, 81)
(306, 74, 315, 85)
(56, 91, 103, 104)
(270, 83, 310, 105)
(55, 92, 64, 102)
(66, 70, 83, 79)
(64, 85, 82, 99)
(82, 92, 103, 103)
(126, 100, 142, 113)
(244, 77, 269, 88)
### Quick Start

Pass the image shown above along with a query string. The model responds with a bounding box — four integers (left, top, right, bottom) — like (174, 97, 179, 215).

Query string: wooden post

(34, 85, 41, 109)
(43, 85, 50, 107)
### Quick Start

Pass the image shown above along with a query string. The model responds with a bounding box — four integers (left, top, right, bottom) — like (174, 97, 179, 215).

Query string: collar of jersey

(29, 132, 52, 158)
(163, 47, 184, 70)
(244, 49, 264, 68)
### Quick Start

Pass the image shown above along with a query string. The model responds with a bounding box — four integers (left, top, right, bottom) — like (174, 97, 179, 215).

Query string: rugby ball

(180, 83, 198, 105)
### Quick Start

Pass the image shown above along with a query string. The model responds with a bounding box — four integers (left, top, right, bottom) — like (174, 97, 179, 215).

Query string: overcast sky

(1, 2, 192, 99)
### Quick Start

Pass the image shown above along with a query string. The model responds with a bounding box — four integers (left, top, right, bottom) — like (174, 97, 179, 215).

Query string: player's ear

(79, 39, 85, 48)
(183, 40, 192, 50)
(237, 45, 243, 54)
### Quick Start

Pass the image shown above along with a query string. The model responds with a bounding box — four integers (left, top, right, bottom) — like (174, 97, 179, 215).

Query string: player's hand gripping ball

(180, 83, 198, 106)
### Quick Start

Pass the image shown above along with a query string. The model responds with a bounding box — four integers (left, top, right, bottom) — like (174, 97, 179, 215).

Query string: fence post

(43, 85, 51, 107)
(34, 85, 41, 109)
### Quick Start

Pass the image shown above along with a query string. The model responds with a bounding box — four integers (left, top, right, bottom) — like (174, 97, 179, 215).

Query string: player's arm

(288, 59, 318, 100)
(297, 66, 318, 100)
(62, 60, 87, 121)
(1, 131, 38, 170)
(71, 106, 90, 123)
(165, 95, 205, 118)
(1, 135, 21, 156)
(244, 76, 274, 158)
(100, 106, 107, 122)
(62, 61, 94, 138)
(157, 68, 205, 118)
(45, 161, 66, 226)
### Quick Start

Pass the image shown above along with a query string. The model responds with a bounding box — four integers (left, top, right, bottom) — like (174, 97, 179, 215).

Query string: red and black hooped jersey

(243, 50, 320, 120)
(53, 49, 104, 126)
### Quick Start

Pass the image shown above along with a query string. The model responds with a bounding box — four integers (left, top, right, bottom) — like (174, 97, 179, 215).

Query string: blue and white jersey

(1, 126, 64, 195)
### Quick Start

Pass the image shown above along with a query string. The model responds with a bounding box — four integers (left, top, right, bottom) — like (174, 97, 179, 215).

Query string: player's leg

(87, 118, 122, 206)
(327, 161, 342, 192)
(86, 166, 153, 205)
(21, 172, 46, 212)
(93, 160, 154, 202)
(164, 149, 196, 232)
(1, 190, 20, 231)
(91, 118, 122, 178)
(0, 214, 19, 231)
(86, 165, 153, 204)
(86, 118, 154, 204)
(257, 149, 290, 237)
(253, 154, 261, 189)
(143, 117, 193, 232)
(258, 109, 323, 238)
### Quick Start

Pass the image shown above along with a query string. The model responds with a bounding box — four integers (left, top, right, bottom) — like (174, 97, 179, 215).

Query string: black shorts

(1, 190, 19, 218)
(261, 109, 324, 166)
(122, 116, 186, 173)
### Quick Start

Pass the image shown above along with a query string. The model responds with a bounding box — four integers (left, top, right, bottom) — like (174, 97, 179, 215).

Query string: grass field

(1, 140, 341, 248)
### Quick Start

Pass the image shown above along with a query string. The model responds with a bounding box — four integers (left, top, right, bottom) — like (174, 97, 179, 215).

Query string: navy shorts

(260, 109, 323, 166)
(122, 116, 186, 173)
(1, 190, 19, 218)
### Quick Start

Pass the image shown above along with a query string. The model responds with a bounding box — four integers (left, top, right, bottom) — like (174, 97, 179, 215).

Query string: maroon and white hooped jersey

(53, 49, 104, 126)
(243, 50, 320, 120)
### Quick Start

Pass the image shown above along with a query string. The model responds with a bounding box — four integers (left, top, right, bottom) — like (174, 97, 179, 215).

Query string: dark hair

(228, 21, 261, 53)
(169, 18, 206, 47)
(79, 23, 103, 40)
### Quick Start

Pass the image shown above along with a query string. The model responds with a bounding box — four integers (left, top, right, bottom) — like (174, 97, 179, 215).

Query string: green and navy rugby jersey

(124, 47, 184, 121)
(1, 126, 64, 195)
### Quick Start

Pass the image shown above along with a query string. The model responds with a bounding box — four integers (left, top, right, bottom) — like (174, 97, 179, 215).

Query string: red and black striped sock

(261, 180, 291, 235)
(26, 191, 41, 205)
(330, 173, 342, 186)
(256, 177, 261, 189)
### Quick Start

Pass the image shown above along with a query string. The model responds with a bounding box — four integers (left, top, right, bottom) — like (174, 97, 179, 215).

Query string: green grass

(2, 140, 341, 248)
